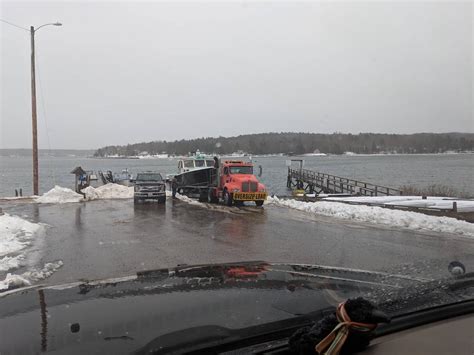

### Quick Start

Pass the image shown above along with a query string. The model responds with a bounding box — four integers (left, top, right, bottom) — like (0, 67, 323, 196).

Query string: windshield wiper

(135, 274, 474, 354)
(135, 299, 474, 355)
(134, 307, 333, 354)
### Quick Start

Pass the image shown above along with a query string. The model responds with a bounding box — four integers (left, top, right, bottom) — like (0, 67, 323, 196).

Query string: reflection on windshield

(136, 173, 162, 181)
(230, 166, 253, 174)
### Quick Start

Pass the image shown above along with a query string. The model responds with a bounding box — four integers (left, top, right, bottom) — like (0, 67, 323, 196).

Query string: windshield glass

(229, 166, 253, 174)
(0, 2, 472, 354)
(136, 173, 162, 181)
(184, 160, 194, 168)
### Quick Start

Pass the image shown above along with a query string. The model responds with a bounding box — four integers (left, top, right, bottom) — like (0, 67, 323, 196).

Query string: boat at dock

(177, 150, 215, 174)
(175, 150, 216, 187)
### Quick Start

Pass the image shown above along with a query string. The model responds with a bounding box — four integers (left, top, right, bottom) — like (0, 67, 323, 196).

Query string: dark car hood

(0, 261, 428, 354)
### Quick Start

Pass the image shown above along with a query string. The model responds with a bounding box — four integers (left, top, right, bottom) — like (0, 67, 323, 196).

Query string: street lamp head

(54, 22, 62, 26)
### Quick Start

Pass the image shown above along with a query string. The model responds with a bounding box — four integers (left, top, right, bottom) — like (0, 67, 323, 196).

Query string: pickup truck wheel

(134, 197, 140, 204)
(255, 200, 264, 207)
(223, 190, 233, 206)
(158, 196, 166, 204)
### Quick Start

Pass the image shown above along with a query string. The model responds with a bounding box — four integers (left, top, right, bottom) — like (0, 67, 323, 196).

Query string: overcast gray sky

(1, 1, 472, 149)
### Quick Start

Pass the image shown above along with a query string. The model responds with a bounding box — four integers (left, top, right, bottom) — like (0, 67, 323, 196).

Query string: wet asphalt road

(2, 198, 474, 285)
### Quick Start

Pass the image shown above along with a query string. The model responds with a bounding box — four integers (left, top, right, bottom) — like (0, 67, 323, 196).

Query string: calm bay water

(1, 154, 473, 198)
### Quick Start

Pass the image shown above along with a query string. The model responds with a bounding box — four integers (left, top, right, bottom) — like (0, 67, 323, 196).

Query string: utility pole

(28, 22, 61, 196)
(30, 25, 39, 196)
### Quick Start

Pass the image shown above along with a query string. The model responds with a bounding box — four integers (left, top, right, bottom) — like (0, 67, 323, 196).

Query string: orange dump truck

(175, 159, 267, 206)
(209, 160, 267, 206)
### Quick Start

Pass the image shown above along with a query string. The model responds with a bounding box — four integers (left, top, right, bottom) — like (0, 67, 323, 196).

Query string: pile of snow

(0, 261, 63, 291)
(36, 185, 83, 204)
(267, 196, 474, 238)
(0, 274, 30, 291)
(164, 190, 206, 207)
(324, 195, 474, 213)
(0, 213, 60, 291)
(175, 193, 205, 207)
(323, 196, 442, 204)
(0, 213, 44, 273)
(82, 183, 134, 200)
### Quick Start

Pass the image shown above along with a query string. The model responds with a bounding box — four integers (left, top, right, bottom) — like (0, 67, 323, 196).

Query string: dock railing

(288, 168, 403, 196)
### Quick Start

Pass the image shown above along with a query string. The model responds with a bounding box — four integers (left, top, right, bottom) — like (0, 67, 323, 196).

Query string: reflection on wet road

(3, 198, 474, 285)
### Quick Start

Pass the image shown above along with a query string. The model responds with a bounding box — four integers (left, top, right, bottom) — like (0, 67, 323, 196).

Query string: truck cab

(217, 160, 267, 206)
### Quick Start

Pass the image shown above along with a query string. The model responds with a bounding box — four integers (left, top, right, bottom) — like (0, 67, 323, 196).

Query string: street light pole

(29, 22, 61, 196)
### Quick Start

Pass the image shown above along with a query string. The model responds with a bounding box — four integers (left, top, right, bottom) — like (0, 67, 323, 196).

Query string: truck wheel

(255, 200, 264, 207)
(223, 190, 233, 206)
(134, 197, 139, 204)
(198, 190, 207, 202)
(208, 189, 218, 204)
(158, 196, 166, 204)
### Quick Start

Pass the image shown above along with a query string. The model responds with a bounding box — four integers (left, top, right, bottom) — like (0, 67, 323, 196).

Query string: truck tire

(158, 196, 166, 204)
(134, 197, 139, 204)
(223, 190, 233, 207)
(255, 200, 264, 207)
(198, 190, 207, 202)
(208, 189, 218, 204)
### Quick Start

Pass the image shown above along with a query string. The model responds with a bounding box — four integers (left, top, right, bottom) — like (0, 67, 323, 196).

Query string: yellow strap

(315, 302, 377, 355)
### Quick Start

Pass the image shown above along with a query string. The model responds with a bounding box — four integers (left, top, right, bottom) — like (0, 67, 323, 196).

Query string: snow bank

(323, 196, 445, 204)
(82, 183, 133, 200)
(0, 213, 59, 290)
(36, 185, 83, 204)
(323, 195, 474, 213)
(164, 190, 205, 207)
(0, 261, 63, 291)
(267, 197, 474, 238)
(175, 193, 205, 206)
(0, 213, 44, 273)
(34, 184, 134, 203)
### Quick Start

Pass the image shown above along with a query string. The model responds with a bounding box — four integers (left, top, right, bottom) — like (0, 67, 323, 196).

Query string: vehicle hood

(0, 261, 428, 354)
(135, 181, 164, 185)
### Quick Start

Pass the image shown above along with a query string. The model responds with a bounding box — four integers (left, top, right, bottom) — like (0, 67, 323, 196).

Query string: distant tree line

(93, 132, 474, 157)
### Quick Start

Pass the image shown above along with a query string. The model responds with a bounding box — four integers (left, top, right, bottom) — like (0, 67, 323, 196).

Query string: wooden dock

(287, 167, 403, 196)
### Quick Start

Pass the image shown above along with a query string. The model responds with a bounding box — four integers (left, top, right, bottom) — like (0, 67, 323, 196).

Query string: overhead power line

(0, 18, 29, 32)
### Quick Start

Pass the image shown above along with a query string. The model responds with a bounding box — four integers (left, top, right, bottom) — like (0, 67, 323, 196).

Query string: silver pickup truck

(134, 172, 166, 203)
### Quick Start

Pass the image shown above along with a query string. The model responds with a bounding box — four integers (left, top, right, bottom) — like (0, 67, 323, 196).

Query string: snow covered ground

(0, 213, 63, 290)
(266, 196, 474, 238)
(165, 190, 204, 207)
(36, 185, 83, 204)
(0, 214, 44, 270)
(323, 196, 474, 213)
(82, 183, 134, 200)
(33, 184, 134, 204)
(0, 261, 64, 291)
